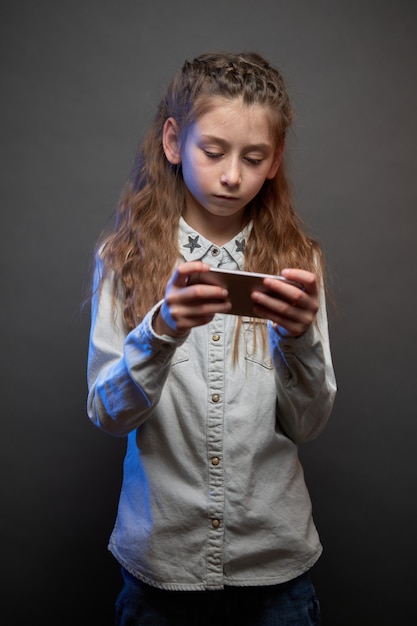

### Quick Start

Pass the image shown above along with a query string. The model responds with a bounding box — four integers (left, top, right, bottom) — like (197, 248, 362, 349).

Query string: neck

(182, 205, 245, 247)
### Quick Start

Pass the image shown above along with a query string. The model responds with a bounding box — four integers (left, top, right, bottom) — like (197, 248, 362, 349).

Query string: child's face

(164, 97, 282, 228)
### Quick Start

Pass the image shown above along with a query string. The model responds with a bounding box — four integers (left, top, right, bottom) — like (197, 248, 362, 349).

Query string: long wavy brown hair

(94, 51, 323, 334)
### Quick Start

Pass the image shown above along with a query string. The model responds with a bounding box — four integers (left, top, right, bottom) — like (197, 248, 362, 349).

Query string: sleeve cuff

(268, 321, 317, 354)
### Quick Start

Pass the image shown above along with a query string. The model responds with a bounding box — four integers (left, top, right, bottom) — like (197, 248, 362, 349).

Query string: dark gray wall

(2, 1, 416, 624)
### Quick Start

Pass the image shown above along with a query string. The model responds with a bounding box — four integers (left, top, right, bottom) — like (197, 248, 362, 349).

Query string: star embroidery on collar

(235, 238, 246, 253)
(184, 235, 202, 253)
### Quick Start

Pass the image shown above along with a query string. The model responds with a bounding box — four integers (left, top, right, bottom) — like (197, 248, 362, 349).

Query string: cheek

(248, 171, 269, 193)
(183, 157, 211, 189)
(182, 161, 204, 196)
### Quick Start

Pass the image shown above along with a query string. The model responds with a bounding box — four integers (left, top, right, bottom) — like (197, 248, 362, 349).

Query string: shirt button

(211, 457, 220, 466)
(211, 247, 220, 256)
(211, 394, 220, 403)
(212, 334, 220, 342)
(212, 518, 221, 528)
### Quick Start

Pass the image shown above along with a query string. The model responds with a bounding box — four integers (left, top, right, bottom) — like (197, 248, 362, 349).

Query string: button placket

(206, 316, 225, 587)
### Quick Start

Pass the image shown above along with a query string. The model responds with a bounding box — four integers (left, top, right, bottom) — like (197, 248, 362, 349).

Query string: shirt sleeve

(268, 284, 337, 444)
(86, 256, 188, 436)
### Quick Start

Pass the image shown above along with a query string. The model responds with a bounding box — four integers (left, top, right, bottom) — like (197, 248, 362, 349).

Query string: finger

(174, 261, 211, 286)
(170, 266, 190, 288)
(280, 269, 317, 294)
(252, 286, 308, 315)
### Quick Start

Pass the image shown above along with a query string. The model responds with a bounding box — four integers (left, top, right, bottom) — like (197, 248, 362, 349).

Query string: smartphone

(188, 267, 304, 318)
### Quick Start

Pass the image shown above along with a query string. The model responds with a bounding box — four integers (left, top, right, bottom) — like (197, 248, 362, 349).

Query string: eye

(203, 150, 223, 159)
(244, 156, 263, 165)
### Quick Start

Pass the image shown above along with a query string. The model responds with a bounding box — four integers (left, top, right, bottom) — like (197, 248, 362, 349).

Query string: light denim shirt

(87, 218, 337, 591)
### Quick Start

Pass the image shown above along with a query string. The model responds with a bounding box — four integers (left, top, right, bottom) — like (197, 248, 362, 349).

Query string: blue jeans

(115, 567, 321, 625)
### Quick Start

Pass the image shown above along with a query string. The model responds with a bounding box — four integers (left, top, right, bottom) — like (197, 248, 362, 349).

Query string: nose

(220, 160, 241, 187)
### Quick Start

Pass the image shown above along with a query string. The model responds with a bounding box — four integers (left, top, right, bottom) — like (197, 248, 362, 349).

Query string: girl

(87, 51, 337, 626)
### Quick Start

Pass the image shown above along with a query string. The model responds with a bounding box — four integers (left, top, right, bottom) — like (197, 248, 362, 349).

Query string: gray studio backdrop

(2, 1, 416, 624)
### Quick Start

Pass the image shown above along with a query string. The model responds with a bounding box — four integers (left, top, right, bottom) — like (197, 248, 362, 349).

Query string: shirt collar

(178, 217, 252, 269)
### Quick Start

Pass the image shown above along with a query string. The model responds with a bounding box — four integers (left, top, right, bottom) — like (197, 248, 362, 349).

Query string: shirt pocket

(171, 344, 190, 367)
(242, 319, 274, 370)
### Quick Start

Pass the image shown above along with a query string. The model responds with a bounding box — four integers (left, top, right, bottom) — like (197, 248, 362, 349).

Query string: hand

(154, 261, 232, 336)
(251, 269, 319, 338)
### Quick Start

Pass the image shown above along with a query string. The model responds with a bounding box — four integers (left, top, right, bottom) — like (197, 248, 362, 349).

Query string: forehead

(191, 97, 275, 144)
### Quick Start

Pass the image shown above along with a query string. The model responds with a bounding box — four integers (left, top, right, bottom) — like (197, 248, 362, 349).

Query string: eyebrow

(200, 135, 272, 152)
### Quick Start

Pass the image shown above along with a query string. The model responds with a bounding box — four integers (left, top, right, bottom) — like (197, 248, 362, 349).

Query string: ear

(162, 117, 182, 164)
(266, 142, 285, 179)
